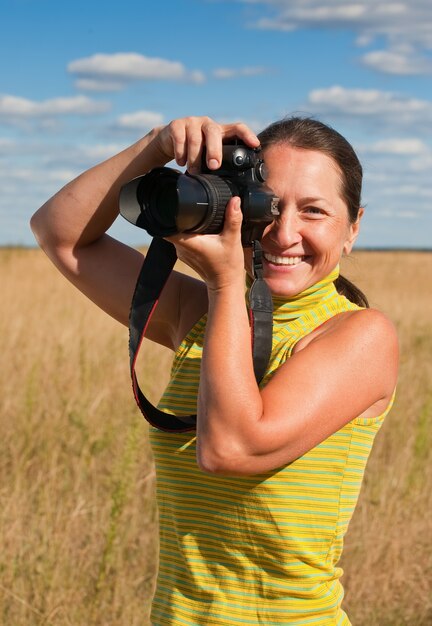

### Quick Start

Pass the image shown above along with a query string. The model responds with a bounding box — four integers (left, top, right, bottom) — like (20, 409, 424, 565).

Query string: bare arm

(167, 200, 398, 476)
(198, 269, 398, 475)
(31, 128, 187, 346)
(30, 118, 258, 348)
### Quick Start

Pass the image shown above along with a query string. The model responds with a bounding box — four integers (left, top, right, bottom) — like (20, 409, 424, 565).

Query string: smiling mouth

(263, 253, 306, 266)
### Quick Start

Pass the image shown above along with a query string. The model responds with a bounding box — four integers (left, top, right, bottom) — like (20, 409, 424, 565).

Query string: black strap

(128, 238, 273, 432)
(129, 238, 197, 432)
(249, 240, 274, 383)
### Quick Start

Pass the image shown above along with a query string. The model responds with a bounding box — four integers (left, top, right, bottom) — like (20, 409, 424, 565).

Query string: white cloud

(189, 70, 206, 83)
(361, 152, 432, 219)
(240, 0, 432, 75)
(78, 143, 128, 161)
(348, 131, 432, 231)
(0, 94, 110, 122)
(113, 110, 164, 132)
(68, 53, 205, 91)
(245, 1, 432, 45)
(42, 143, 130, 169)
(212, 66, 268, 79)
(5, 167, 78, 184)
(361, 47, 432, 75)
(0, 138, 16, 154)
(397, 211, 419, 219)
(373, 208, 419, 219)
(409, 153, 432, 172)
(74, 78, 126, 92)
(306, 86, 432, 125)
(380, 184, 432, 198)
(364, 138, 430, 155)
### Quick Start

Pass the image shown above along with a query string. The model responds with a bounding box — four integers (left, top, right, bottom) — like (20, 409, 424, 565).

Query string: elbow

(30, 211, 42, 246)
(196, 456, 222, 475)
(197, 454, 247, 477)
(196, 438, 261, 477)
(196, 423, 299, 476)
(30, 206, 50, 250)
(30, 204, 69, 258)
(196, 440, 228, 475)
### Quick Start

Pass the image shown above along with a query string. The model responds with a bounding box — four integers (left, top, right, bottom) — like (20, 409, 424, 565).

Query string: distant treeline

(2, 245, 432, 253)
(355, 247, 432, 253)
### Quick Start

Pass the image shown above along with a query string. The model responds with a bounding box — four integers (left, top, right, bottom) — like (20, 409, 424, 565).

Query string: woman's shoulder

(291, 306, 398, 422)
(332, 307, 398, 343)
(294, 306, 398, 361)
(335, 309, 398, 420)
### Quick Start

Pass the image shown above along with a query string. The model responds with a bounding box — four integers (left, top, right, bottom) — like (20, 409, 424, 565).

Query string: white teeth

(264, 253, 304, 266)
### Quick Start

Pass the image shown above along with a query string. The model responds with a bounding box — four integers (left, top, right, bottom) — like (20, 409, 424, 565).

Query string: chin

(262, 261, 313, 297)
(264, 277, 305, 298)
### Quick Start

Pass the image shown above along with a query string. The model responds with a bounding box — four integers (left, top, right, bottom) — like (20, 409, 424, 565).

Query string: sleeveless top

(149, 267, 394, 626)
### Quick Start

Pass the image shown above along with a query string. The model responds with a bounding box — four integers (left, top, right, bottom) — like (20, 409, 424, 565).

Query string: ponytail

(335, 274, 369, 308)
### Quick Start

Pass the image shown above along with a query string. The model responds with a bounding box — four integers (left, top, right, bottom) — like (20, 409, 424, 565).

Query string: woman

(31, 116, 398, 625)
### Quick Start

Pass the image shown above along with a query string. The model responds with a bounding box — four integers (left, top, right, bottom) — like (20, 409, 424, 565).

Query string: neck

(246, 265, 340, 323)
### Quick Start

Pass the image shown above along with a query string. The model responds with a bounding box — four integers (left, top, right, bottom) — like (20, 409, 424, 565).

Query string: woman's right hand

(153, 116, 260, 174)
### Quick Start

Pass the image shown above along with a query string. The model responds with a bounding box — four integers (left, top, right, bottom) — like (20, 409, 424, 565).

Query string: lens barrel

(176, 174, 232, 234)
(119, 168, 234, 237)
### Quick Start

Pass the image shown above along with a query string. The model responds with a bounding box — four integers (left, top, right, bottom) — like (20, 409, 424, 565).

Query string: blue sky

(2, 0, 432, 248)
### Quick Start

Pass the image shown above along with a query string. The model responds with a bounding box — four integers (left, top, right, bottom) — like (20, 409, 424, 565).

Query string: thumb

(223, 196, 243, 235)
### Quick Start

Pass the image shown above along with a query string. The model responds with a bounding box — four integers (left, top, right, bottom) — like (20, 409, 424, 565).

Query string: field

(1, 247, 431, 625)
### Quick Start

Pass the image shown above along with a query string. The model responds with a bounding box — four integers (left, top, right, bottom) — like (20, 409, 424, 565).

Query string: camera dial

(232, 148, 251, 169)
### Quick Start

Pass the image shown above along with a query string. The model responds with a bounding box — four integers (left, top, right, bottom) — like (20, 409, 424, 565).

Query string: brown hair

(258, 116, 369, 307)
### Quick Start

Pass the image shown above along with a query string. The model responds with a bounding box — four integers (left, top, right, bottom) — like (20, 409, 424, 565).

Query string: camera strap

(128, 237, 273, 432)
(249, 240, 274, 382)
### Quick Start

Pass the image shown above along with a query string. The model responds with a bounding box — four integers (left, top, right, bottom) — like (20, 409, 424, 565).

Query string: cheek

(316, 217, 352, 244)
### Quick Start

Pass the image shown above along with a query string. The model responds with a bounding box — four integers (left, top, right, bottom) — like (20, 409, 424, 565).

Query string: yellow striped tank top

(149, 267, 394, 625)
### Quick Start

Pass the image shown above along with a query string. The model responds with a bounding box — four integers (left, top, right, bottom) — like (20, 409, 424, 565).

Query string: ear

(343, 207, 364, 255)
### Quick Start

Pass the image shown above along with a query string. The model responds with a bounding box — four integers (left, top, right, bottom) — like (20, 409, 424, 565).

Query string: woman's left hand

(165, 196, 246, 292)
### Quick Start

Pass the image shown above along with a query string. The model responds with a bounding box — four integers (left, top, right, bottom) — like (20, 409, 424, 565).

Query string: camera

(119, 142, 280, 246)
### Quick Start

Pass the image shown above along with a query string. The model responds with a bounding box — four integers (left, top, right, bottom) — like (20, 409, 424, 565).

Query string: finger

(201, 120, 224, 170)
(203, 121, 261, 172)
(168, 119, 187, 166)
(192, 120, 259, 173)
(185, 117, 209, 173)
(223, 196, 243, 237)
(221, 122, 260, 148)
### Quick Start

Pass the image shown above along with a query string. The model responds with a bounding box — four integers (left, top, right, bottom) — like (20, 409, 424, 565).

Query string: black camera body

(119, 142, 280, 246)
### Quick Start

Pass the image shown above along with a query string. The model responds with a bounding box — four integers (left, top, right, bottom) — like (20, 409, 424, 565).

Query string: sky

(1, 0, 432, 249)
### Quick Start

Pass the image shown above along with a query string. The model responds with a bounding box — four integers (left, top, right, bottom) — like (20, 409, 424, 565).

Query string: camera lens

(176, 174, 232, 234)
(119, 167, 233, 237)
(148, 180, 178, 231)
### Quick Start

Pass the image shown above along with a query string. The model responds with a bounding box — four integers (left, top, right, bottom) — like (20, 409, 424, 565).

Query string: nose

(265, 209, 302, 249)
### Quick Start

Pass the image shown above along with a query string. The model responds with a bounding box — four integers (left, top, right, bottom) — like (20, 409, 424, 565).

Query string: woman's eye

(305, 206, 324, 215)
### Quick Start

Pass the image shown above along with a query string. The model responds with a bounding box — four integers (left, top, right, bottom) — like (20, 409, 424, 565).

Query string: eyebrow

(299, 196, 329, 205)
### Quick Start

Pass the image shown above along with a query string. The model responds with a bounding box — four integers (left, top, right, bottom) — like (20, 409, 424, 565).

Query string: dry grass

(0, 247, 431, 625)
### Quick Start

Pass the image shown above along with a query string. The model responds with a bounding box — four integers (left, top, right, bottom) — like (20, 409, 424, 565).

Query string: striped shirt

(149, 267, 394, 625)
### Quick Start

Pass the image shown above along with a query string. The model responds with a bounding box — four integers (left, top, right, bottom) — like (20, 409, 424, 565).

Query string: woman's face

(244, 143, 362, 297)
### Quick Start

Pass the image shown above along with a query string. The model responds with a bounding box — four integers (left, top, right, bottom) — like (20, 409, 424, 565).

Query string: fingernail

(208, 158, 219, 169)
